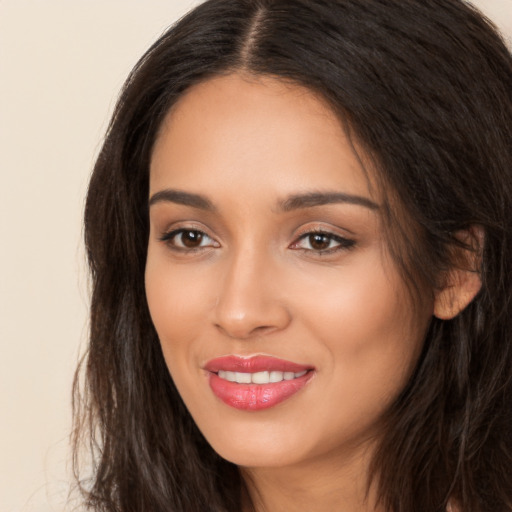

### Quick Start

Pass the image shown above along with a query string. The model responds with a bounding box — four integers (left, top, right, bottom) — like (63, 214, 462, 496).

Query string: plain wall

(0, 1, 510, 511)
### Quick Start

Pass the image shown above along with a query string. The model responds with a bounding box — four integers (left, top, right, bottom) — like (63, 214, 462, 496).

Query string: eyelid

(292, 223, 354, 241)
(158, 225, 220, 251)
(159, 228, 212, 242)
(290, 226, 356, 254)
(157, 219, 214, 240)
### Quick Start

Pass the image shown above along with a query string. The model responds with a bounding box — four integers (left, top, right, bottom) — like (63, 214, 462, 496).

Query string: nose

(213, 249, 291, 340)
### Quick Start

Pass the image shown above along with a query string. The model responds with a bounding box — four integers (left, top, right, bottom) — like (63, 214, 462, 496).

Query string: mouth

(217, 369, 308, 384)
(203, 355, 314, 411)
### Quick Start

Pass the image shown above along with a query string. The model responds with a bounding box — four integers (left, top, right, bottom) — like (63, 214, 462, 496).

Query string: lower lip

(208, 371, 313, 411)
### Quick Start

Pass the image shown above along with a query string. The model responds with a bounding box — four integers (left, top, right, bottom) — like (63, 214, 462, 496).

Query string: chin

(210, 438, 305, 469)
(192, 412, 309, 468)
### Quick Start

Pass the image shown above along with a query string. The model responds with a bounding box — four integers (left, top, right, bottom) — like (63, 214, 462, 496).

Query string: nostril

(214, 322, 277, 340)
(252, 325, 277, 336)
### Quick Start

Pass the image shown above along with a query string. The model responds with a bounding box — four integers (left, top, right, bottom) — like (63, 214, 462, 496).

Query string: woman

(74, 0, 512, 510)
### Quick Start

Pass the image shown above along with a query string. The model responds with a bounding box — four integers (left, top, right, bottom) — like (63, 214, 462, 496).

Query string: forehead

(150, 73, 376, 203)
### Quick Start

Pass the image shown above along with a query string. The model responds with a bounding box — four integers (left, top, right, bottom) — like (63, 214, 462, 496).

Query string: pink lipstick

(203, 355, 314, 411)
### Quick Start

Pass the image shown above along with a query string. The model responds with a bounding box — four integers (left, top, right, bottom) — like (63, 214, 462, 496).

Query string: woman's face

(146, 74, 433, 469)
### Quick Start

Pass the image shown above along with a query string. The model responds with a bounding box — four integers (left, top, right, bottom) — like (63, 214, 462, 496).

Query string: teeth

(237, 372, 252, 384)
(225, 371, 236, 382)
(252, 371, 270, 384)
(217, 370, 308, 384)
(269, 371, 283, 383)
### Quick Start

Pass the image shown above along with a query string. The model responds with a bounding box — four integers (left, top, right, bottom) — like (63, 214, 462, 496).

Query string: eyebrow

(148, 188, 379, 212)
(279, 191, 379, 212)
(148, 189, 215, 211)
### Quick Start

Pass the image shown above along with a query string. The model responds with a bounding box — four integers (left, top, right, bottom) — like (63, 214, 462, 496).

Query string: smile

(217, 370, 307, 384)
(204, 356, 314, 411)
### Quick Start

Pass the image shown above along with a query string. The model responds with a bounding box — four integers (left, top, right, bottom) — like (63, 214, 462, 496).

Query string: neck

(241, 441, 385, 512)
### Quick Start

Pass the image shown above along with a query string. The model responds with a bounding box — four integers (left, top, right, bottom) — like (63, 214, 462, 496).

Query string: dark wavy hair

(74, 1, 512, 510)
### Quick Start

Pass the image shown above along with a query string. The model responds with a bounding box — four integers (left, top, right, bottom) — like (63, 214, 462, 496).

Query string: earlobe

(433, 226, 484, 320)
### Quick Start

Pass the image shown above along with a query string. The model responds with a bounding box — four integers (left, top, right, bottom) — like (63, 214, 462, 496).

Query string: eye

(160, 228, 219, 250)
(291, 231, 355, 253)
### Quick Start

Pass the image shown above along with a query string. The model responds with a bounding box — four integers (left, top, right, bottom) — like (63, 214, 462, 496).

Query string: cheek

(144, 251, 213, 364)
(294, 252, 417, 343)
(145, 253, 218, 416)
(292, 252, 429, 399)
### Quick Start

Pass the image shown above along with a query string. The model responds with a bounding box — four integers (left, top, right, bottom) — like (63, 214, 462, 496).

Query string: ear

(433, 226, 484, 320)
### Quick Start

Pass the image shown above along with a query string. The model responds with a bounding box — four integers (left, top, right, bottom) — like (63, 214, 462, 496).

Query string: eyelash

(159, 228, 219, 251)
(159, 228, 356, 255)
(291, 230, 356, 254)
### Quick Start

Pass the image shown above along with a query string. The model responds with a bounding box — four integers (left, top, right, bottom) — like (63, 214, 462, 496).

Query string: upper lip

(203, 355, 314, 373)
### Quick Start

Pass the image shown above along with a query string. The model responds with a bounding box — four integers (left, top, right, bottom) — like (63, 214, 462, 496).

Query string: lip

(204, 355, 314, 411)
(204, 355, 313, 373)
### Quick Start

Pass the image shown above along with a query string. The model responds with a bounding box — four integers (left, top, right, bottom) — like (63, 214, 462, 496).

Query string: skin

(145, 73, 435, 511)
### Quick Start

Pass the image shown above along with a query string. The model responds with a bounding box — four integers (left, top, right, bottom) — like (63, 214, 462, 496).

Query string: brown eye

(180, 230, 204, 248)
(308, 233, 331, 251)
(160, 228, 219, 250)
(291, 231, 356, 254)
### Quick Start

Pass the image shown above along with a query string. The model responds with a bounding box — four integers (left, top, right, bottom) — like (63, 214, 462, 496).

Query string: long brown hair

(74, 1, 512, 510)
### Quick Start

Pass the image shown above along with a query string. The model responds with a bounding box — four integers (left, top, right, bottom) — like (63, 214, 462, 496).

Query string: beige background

(0, 1, 510, 511)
